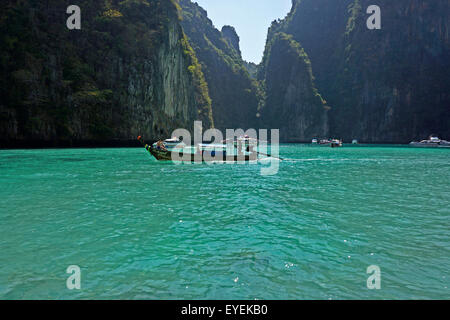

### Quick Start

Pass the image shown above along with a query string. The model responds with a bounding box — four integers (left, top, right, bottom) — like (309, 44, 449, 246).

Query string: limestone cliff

(221, 25, 242, 58)
(258, 32, 329, 141)
(179, 0, 262, 132)
(0, 0, 213, 146)
(266, 0, 450, 142)
(2, 0, 448, 145)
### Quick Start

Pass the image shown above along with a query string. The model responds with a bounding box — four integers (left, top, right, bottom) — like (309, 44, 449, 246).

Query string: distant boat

(330, 139, 343, 148)
(312, 139, 318, 144)
(409, 136, 450, 148)
(319, 139, 331, 145)
(319, 139, 342, 147)
(352, 139, 358, 144)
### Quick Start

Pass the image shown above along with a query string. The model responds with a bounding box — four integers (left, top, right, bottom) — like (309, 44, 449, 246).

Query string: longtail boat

(137, 136, 258, 162)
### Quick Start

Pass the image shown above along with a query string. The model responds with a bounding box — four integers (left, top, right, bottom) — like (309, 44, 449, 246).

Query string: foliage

(180, 33, 213, 125)
(0, 0, 214, 141)
(262, 0, 450, 141)
(178, 0, 262, 131)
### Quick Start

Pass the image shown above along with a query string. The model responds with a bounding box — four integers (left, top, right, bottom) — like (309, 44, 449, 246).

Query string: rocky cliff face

(0, 0, 213, 145)
(179, 0, 262, 133)
(2, 0, 447, 146)
(335, 0, 450, 142)
(267, 0, 450, 142)
(258, 15, 329, 141)
(221, 26, 242, 58)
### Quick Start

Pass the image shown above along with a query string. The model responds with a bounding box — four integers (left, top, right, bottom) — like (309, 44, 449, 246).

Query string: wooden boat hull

(145, 145, 258, 162)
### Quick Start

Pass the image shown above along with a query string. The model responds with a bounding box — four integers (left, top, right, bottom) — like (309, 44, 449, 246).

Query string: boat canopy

(198, 143, 227, 149)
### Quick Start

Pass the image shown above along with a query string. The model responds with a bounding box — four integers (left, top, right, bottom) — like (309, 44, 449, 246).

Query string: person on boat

(156, 140, 167, 151)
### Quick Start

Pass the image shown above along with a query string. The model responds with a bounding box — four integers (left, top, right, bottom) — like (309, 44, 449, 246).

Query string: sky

(194, 0, 293, 63)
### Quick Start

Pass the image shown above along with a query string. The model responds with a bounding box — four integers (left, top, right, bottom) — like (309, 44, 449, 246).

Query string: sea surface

(0, 145, 449, 299)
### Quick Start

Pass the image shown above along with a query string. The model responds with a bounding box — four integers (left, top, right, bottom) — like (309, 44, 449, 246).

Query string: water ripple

(0, 146, 449, 299)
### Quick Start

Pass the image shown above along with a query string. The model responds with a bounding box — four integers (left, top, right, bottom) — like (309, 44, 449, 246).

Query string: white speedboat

(409, 136, 450, 148)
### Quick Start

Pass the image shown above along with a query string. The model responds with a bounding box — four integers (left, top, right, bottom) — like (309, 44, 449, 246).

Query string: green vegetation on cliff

(263, 0, 450, 142)
(1, 0, 448, 145)
(0, 0, 213, 143)
(179, 0, 262, 132)
(258, 31, 328, 141)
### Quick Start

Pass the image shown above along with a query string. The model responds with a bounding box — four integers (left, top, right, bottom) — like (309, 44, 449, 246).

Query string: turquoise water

(0, 145, 449, 299)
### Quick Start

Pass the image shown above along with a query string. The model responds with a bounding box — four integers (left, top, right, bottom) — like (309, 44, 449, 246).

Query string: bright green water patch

(0, 145, 449, 299)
